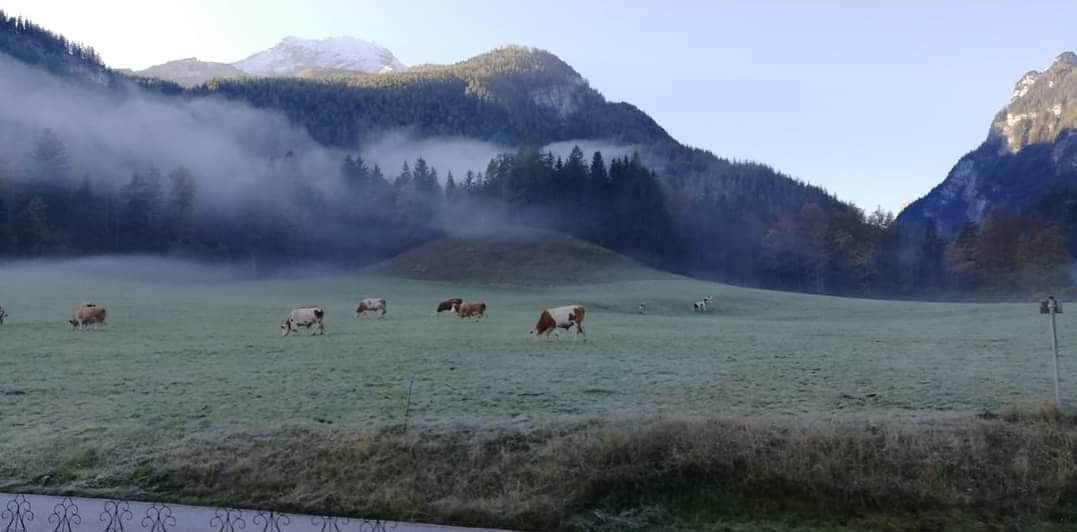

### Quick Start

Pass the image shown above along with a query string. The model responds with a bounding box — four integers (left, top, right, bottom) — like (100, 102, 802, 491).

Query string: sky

(3, 0, 1076, 213)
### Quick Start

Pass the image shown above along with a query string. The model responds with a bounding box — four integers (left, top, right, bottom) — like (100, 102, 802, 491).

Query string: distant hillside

(195, 46, 663, 146)
(0, 13, 882, 294)
(898, 52, 1077, 235)
(373, 230, 674, 286)
(129, 35, 405, 87)
(130, 57, 246, 88)
(193, 46, 848, 280)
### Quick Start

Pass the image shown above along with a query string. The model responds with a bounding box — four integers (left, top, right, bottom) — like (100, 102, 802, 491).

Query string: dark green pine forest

(0, 10, 1072, 296)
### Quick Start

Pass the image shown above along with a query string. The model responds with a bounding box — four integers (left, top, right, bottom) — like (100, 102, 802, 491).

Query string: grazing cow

(531, 305, 586, 339)
(693, 296, 714, 312)
(0, 304, 7, 324)
(435, 298, 463, 316)
(69, 302, 107, 329)
(455, 301, 487, 319)
(281, 306, 325, 336)
(354, 297, 387, 318)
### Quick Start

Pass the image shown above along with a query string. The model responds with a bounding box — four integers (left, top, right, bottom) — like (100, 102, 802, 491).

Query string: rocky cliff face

(898, 52, 1077, 234)
(995, 52, 1077, 152)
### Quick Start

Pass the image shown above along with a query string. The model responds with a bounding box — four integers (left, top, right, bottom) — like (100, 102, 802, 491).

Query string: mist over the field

(0, 48, 656, 276)
(360, 133, 638, 184)
(0, 51, 638, 195)
(542, 139, 639, 164)
(359, 132, 506, 183)
(0, 255, 250, 282)
(0, 54, 348, 207)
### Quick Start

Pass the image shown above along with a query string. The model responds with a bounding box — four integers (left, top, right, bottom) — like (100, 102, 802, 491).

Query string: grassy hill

(372, 229, 675, 286)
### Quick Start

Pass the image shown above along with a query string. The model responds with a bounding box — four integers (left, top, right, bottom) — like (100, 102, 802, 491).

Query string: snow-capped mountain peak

(233, 35, 406, 76)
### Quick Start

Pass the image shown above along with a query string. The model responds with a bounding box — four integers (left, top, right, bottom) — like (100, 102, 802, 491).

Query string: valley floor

(2, 259, 1075, 530)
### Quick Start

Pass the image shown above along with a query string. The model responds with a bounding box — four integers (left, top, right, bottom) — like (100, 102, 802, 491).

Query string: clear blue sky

(4, 0, 1076, 213)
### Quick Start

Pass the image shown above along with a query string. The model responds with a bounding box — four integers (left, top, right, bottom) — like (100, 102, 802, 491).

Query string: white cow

(693, 296, 713, 312)
(281, 306, 325, 336)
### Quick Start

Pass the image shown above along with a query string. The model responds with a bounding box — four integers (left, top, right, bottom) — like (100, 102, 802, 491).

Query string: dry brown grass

(17, 414, 1077, 531)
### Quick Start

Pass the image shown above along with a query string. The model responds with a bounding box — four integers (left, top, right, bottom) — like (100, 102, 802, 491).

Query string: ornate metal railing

(1, 495, 409, 532)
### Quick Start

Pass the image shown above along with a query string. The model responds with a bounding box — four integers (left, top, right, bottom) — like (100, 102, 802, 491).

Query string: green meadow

(1, 258, 1074, 530)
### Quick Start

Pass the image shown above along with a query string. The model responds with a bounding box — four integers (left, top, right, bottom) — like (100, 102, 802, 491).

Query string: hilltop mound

(373, 230, 673, 285)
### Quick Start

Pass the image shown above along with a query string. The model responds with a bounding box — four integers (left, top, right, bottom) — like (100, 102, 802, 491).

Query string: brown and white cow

(0, 304, 7, 324)
(281, 306, 325, 336)
(455, 301, 487, 319)
(354, 297, 387, 318)
(69, 302, 107, 329)
(530, 305, 585, 339)
(435, 298, 463, 316)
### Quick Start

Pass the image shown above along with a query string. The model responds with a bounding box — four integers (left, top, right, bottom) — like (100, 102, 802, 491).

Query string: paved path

(0, 493, 508, 532)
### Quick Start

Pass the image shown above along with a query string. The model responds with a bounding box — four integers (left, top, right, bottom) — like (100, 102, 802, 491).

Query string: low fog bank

(359, 133, 640, 185)
(0, 53, 345, 207)
(543, 140, 640, 164)
(0, 255, 363, 284)
(359, 132, 507, 183)
(0, 49, 667, 277)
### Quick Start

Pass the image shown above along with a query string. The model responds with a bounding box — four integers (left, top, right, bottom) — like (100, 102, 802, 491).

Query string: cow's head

(280, 319, 292, 336)
(68, 319, 79, 329)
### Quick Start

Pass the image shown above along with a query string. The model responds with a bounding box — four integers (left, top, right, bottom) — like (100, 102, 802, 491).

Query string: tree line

(2, 128, 1072, 294)
(757, 203, 1070, 295)
(0, 130, 676, 275)
(0, 10, 111, 84)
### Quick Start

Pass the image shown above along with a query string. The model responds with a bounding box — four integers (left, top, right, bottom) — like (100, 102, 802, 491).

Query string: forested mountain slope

(191, 45, 848, 278)
(8, 11, 1065, 296)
